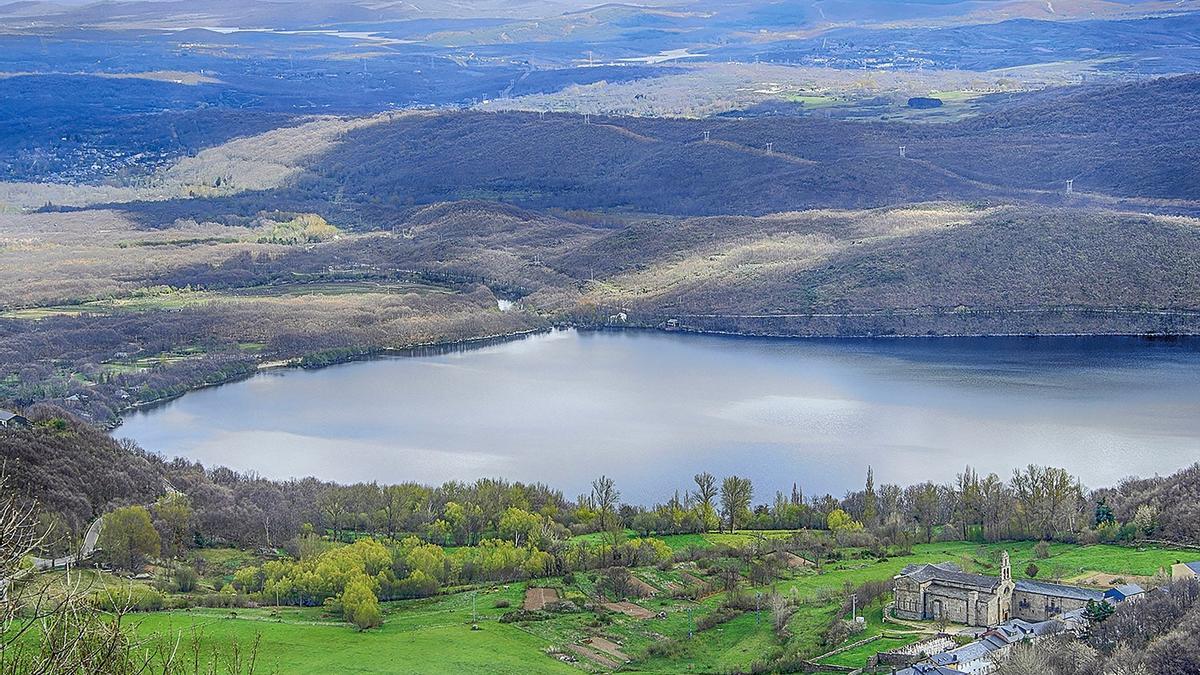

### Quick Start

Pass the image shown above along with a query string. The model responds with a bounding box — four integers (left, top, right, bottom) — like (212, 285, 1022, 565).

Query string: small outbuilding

(1104, 584, 1145, 603)
(0, 409, 30, 429)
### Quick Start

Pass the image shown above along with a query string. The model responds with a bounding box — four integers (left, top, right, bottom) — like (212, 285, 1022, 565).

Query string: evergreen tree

(1084, 599, 1115, 624)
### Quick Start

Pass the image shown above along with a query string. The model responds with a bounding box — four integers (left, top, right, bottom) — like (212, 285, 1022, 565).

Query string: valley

(3, 1, 1200, 673)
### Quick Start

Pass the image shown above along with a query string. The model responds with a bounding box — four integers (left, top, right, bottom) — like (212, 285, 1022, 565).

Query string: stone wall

(1011, 590, 1092, 622)
(924, 591, 970, 624)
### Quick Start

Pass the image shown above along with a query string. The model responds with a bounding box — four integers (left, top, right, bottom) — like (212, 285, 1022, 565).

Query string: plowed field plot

(524, 587, 559, 610)
(601, 601, 655, 619)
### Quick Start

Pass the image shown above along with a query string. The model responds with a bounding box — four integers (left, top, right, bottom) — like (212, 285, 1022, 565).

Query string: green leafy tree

(498, 507, 543, 547)
(693, 473, 718, 532)
(98, 506, 160, 572)
(827, 509, 864, 533)
(719, 476, 753, 533)
(342, 575, 383, 630)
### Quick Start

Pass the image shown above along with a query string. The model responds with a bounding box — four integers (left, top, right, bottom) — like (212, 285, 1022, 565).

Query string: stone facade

(1011, 580, 1103, 622)
(892, 553, 1014, 627)
(895, 551, 1116, 628)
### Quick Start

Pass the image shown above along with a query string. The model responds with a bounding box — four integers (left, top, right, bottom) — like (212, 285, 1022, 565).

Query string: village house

(895, 665, 959, 675)
(1010, 579, 1105, 621)
(1171, 561, 1200, 581)
(0, 409, 30, 429)
(901, 617, 1067, 675)
(1103, 583, 1145, 603)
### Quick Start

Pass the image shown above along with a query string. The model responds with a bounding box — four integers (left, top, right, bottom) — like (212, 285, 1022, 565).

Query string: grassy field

(0, 281, 454, 320)
(131, 605, 576, 674)
(101, 539, 1196, 674)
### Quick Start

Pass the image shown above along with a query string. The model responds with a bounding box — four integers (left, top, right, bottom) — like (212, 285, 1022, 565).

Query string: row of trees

(9, 412, 1198, 576)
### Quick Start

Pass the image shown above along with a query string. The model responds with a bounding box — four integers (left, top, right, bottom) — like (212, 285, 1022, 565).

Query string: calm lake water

(118, 330, 1200, 502)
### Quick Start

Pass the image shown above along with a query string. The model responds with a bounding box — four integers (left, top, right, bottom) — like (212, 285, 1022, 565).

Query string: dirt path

(776, 551, 815, 568)
(524, 587, 559, 610)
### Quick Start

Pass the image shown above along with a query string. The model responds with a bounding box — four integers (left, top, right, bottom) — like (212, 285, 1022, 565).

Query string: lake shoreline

(107, 327, 549, 430)
(114, 326, 1200, 501)
(107, 321, 1199, 432)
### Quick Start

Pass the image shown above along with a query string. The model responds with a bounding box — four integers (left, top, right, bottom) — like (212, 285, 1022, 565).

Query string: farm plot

(524, 587, 560, 611)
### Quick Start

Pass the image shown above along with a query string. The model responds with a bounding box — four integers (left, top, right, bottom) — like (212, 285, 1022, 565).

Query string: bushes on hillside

(89, 585, 165, 613)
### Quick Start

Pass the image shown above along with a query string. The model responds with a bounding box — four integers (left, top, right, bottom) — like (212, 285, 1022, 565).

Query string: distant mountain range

(2, 0, 1193, 31)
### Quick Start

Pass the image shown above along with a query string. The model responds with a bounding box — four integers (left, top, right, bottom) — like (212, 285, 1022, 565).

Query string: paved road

(28, 515, 104, 571)
(3, 480, 178, 597)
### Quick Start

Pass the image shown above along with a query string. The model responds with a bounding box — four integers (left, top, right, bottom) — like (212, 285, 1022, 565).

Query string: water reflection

(118, 330, 1200, 502)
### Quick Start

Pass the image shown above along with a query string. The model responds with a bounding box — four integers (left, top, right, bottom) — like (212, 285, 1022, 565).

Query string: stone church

(893, 551, 1110, 627)
(892, 552, 1015, 627)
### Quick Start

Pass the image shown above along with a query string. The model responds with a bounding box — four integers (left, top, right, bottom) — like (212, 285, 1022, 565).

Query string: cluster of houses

(886, 551, 1151, 675)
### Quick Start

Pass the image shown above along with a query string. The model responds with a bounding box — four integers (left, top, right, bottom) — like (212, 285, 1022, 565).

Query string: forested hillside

(556, 205, 1200, 333)
(4, 76, 1200, 425)
(246, 74, 1200, 217)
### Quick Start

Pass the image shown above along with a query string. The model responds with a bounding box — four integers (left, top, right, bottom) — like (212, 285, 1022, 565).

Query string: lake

(117, 330, 1200, 502)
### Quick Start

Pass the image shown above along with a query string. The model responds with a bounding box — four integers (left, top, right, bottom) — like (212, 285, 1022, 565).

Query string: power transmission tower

(899, 145, 906, 158)
(703, 130, 710, 142)
(1066, 179, 1074, 194)
(584, 113, 590, 125)
(766, 142, 774, 154)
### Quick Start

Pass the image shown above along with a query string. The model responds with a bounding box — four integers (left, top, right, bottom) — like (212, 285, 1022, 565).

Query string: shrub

(90, 585, 165, 612)
(1026, 563, 1040, 578)
(342, 575, 383, 631)
(1034, 541, 1051, 559)
(173, 565, 199, 593)
(494, 599, 511, 609)
(499, 609, 551, 623)
(696, 606, 741, 632)
(645, 639, 684, 658)
(195, 592, 250, 609)
(391, 569, 439, 599)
